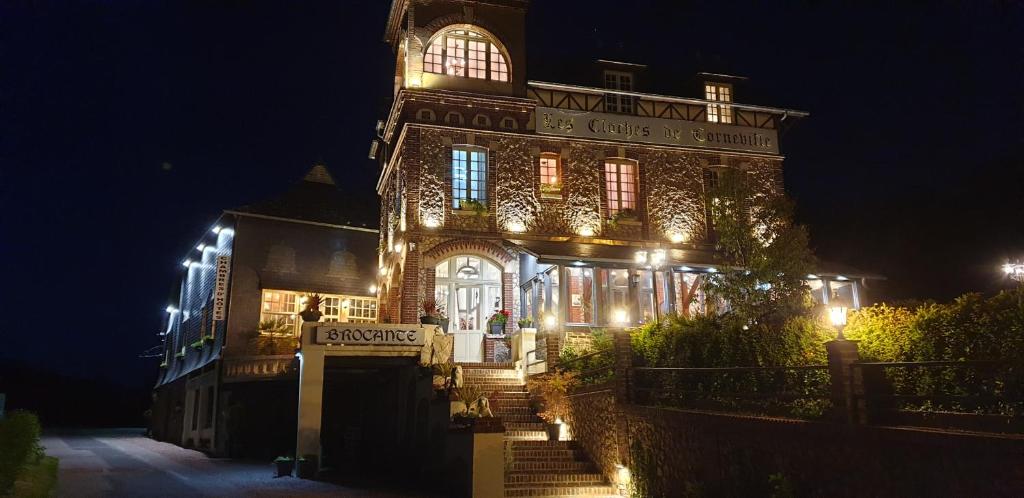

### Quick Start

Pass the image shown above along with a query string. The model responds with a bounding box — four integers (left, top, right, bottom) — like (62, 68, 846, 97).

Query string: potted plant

(609, 208, 640, 228)
(459, 198, 487, 216)
(527, 370, 577, 441)
(539, 181, 562, 196)
(299, 293, 323, 322)
(517, 317, 534, 330)
(274, 456, 295, 477)
(488, 310, 510, 335)
(420, 299, 450, 333)
(296, 454, 318, 479)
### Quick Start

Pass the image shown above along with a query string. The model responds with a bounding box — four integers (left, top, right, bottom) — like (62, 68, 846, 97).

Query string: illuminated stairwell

(459, 364, 619, 498)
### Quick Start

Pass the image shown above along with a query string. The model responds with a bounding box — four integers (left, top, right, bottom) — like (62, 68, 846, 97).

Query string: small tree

(703, 168, 816, 324)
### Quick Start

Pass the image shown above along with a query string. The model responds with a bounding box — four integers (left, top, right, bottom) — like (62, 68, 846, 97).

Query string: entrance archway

(434, 255, 503, 362)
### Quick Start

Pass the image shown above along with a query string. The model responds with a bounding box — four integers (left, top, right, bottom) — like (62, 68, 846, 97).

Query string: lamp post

(828, 295, 850, 341)
(1004, 261, 1024, 306)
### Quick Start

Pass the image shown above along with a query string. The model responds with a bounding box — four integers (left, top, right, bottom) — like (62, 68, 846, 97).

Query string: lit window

(322, 296, 342, 322)
(424, 38, 443, 74)
(260, 290, 298, 336)
(452, 146, 488, 209)
(347, 297, 378, 323)
(565, 267, 594, 325)
(705, 83, 733, 124)
(539, 153, 561, 195)
(423, 28, 510, 82)
(604, 71, 634, 114)
(604, 159, 638, 216)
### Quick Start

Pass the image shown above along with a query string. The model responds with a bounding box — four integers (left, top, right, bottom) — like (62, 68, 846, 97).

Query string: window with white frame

(603, 159, 638, 216)
(347, 297, 378, 323)
(423, 28, 510, 82)
(705, 82, 733, 124)
(259, 290, 378, 332)
(604, 71, 634, 114)
(452, 146, 488, 209)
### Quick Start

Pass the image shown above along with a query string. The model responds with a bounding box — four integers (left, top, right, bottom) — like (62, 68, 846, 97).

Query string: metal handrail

(633, 365, 828, 372)
(855, 361, 1001, 368)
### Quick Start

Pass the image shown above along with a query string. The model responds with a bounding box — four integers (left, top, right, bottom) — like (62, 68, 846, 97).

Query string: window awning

(505, 239, 721, 268)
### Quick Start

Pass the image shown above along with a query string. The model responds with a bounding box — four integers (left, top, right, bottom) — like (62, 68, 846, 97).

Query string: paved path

(43, 429, 432, 497)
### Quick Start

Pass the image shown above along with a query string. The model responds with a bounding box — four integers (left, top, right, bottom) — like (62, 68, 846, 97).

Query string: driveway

(43, 429, 433, 497)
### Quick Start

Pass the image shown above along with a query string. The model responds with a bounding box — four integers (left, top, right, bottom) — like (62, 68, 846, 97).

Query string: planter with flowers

(488, 310, 510, 335)
(298, 293, 323, 322)
(420, 298, 450, 333)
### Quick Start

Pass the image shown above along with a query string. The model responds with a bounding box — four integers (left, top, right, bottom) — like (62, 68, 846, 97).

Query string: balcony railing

(528, 81, 808, 130)
(222, 355, 296, 383)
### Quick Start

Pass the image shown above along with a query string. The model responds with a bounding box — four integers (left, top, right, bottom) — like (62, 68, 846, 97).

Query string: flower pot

(544, 422, 561, 441)
(299, 310, 322, 322)
(421, 315, 440, 325)
(490, 323, 505, 335)
(439, 318, 450, 333)
(296, 455, 318, 479)
(274, 459, 294, 477)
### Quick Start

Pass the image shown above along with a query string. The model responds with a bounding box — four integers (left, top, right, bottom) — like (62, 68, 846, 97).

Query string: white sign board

(534, 106, 780, 155)
(315, 324, 426, 346)
(213, 255, 231, 321)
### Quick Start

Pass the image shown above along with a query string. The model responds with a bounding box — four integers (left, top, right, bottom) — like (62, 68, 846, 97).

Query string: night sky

(2, 1, 1022, 390)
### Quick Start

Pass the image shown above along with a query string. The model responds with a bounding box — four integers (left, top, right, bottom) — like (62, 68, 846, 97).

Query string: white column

(296, 322, 325, 461)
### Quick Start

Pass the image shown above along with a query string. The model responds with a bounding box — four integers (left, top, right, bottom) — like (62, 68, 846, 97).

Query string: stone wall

(566, 393, 1024, 497)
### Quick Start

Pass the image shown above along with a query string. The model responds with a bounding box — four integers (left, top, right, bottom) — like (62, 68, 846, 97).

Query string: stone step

(510, 449, 584, 461)
(505, 472, 605, 485)
(504, 422, 545, 432)
(499, 414, 542, 423)
(458, 362, 514, 369)
(505, 431, 548, 441)
(509, 440, 579, 449)
(504, 485, 618, 497)
(508, 460, 598, 471)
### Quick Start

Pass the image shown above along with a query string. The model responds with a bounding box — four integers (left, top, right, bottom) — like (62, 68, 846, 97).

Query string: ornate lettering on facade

(535, 107, 779, 155)
(314, 325, 426, 346)
(213, 255, 231, 321)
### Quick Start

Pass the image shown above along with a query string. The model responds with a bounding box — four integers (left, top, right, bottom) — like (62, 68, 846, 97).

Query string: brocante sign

(534, 107, 779, 155)
(314, 324, 426, 346)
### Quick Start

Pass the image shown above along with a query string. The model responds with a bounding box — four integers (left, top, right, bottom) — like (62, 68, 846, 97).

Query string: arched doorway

(434, 255, 502, 362)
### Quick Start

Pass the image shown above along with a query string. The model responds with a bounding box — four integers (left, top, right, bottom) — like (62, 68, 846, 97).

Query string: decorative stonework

(494, 136, 539, 232)
(564, 143, 603, 236)
(646, 150, 706, 243)
(418, 129, 448, 229)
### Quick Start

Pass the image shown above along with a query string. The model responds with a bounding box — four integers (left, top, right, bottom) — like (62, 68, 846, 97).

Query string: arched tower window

(424, 27, 509, 82)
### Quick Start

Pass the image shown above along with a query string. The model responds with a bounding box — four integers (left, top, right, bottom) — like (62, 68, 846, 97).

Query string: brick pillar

(825, 339, 861, 423)
(400, 247, 421, 324)
(611, 330, 633, 404)
(544, 333, 561, 370)
(502, 272, 514, 334)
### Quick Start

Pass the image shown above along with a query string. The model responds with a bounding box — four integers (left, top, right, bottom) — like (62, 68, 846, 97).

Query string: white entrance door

(453, 286, 484, 362)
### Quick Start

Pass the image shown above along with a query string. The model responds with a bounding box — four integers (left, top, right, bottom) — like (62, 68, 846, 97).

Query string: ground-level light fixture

(668, 232, 686, 244)
(578, 226, 595, 237)
(612, 308, 629, 325)
(422, 216, 441, 228)
(506, 220, 526, 233)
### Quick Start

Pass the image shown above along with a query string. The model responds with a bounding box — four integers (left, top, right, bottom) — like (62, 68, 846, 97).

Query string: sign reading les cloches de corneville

(534, 107, 780, 155)
(315, 324, 426, 346)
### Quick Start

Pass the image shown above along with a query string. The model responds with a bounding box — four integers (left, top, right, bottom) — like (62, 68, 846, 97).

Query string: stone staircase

(459, 363, 619, 498)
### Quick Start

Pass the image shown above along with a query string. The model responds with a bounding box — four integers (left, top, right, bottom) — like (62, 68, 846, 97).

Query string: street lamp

(1003, 261, 1024, 284)
(828, 295, 851, 341)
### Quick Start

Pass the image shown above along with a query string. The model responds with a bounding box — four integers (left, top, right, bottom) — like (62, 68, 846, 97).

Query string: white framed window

(260, 290, 379, 331)
(705, 83, 733, 124)
(604, 71, 634, 114)
(604, 159, 638, 216)
(347, 297, 378, 323)
(423, 28, 510, 82)
(452, 145, 488, 209)
(434, 256, 503, 333)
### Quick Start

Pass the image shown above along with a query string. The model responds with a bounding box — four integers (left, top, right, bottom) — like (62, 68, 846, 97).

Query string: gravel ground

(42, 429, 434, 497)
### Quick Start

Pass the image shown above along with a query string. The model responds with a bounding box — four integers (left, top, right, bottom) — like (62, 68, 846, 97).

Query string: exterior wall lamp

(828, 295, 851, 340)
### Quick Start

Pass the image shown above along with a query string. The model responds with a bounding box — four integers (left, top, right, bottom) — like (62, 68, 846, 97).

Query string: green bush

(0, 411, 44, 494)
(559, 329, 614, 384)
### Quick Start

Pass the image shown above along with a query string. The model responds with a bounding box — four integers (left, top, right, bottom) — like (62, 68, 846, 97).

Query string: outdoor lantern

(612, 308, 629, 325)
(828, 294, 851, 340)
(634, 250, 648, 265)
(544, 313, 557, 329)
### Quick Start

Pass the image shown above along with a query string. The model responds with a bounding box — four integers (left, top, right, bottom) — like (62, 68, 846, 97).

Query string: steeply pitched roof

(232, 164, 377, 228)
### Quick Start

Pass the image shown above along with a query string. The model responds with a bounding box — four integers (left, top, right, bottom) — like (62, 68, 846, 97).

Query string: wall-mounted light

(165, 306, 178, 314)
(634, 250, 648, 265)
(342, 299, 351, 308)
(668, 232, 687, 244)
(212, 226, 222, 234)
(543, 314, 557, 329)
(650, 249, 666, 268)
(379, 267, 388, 276)
(196, 244, 206, 251)
(369, 284, 378, 294)
(182, 259, 192, 268)
(393, 241, 404, 253)
(506, 220, 526, 233)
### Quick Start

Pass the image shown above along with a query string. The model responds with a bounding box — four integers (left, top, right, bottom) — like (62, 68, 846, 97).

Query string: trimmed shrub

(0, 411, 44, 494)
